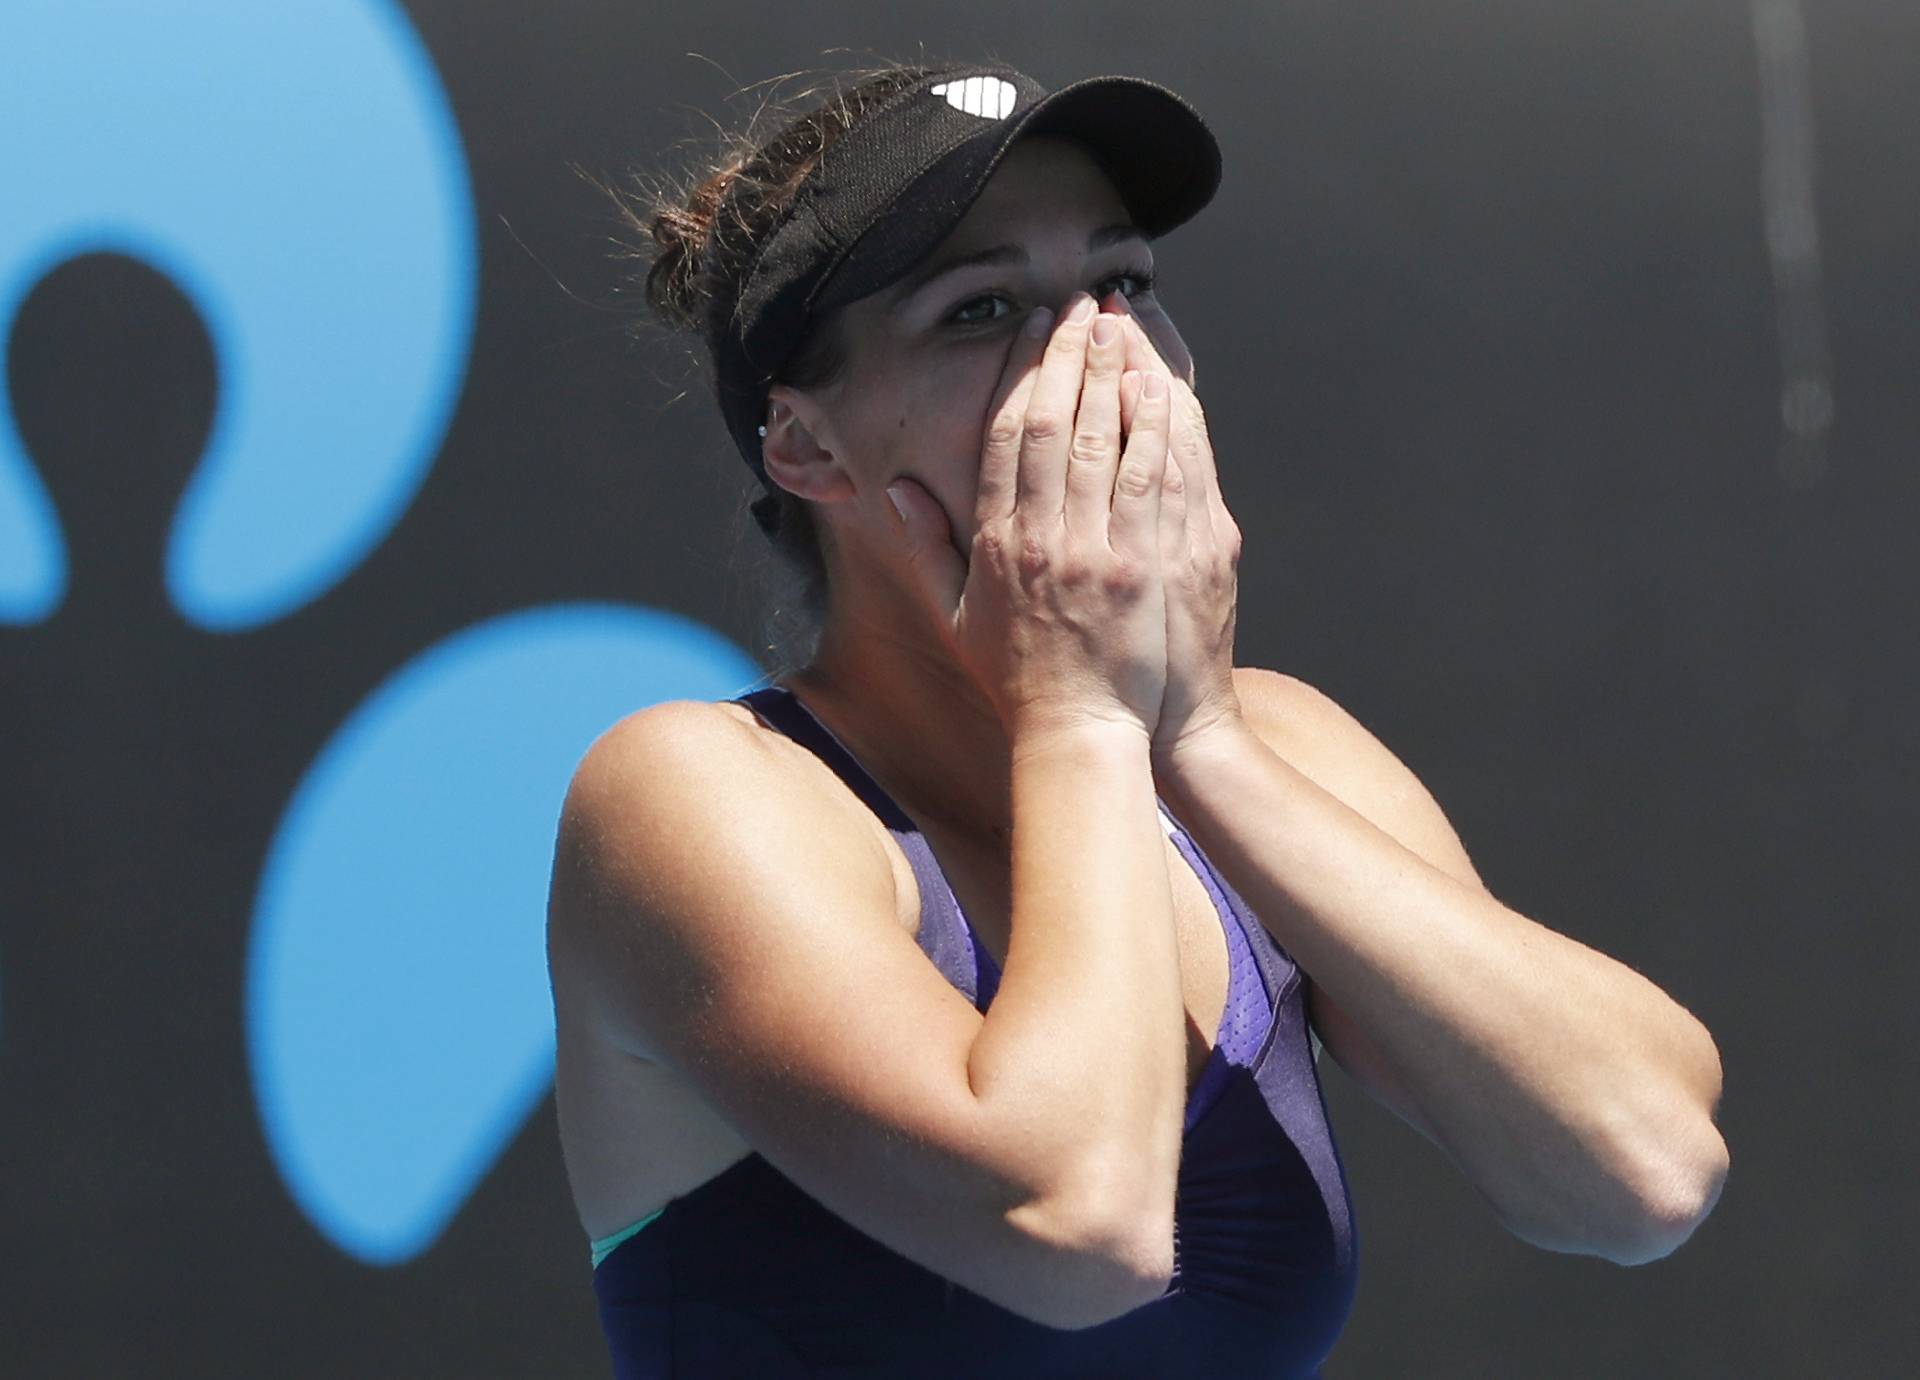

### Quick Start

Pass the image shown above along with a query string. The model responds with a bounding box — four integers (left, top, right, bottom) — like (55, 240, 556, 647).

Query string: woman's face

(766, 134, 1194, 556)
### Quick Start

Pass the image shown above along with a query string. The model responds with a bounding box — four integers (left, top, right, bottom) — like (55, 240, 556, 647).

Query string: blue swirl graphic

(0, 0, 475, 630)
(246, 603, 765, 1264)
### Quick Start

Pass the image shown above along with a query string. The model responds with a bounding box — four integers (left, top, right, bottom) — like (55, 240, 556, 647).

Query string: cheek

(899, 356, 1006, 450)
(888, 362, 1006, 544)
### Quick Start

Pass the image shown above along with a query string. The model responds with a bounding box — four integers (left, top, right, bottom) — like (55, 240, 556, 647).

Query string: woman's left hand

(1110, 309, 1247, 770)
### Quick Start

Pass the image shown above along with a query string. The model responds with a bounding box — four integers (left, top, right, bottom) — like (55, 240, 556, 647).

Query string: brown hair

(584, 52, 973, 680)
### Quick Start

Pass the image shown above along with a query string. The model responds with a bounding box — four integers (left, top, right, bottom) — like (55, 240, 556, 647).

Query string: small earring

(757, 424, 769, 437)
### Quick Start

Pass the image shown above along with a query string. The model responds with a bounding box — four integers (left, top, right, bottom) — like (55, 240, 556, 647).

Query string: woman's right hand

(883, 290, 1179, 744)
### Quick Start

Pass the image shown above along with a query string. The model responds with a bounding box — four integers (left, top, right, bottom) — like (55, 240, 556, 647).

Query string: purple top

(590, 686, 1359, 1377)
(961, 752, 1276, 1138)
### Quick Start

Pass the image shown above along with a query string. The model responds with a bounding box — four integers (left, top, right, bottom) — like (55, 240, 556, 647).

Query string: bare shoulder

(554, 699, 768, 872)
(547, 697, 917, 1057)
(556, 695, 903, 911)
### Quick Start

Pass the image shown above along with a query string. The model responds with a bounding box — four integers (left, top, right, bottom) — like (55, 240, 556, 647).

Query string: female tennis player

(546, 59, 1728, 1378)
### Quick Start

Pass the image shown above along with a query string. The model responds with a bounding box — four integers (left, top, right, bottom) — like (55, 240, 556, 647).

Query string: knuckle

(1112, 460, 1155, 500)
(1101, 557, 1147, 598)
(1068, 431, 1114, 467)
(1022, 410, 1064, 443)
(1015, 526, 1050, 578)
(986, 414, 1023, 451)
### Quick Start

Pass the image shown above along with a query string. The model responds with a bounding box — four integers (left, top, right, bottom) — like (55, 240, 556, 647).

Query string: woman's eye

(1102, 267, 1157, 301)
(946, 294, 1012, 327)
(945, 267, 1158, 327)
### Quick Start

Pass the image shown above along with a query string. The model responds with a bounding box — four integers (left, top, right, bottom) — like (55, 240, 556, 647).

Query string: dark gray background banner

(2, 2, 1909, 1375)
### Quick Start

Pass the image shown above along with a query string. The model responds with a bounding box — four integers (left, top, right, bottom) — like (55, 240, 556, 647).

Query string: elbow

(1057, 1198, 1177, 1329)
(1065, 1190, 1178, 1327)
(1599, 1036, 1729, 1265)
(1009, 1169, 1176, 1331)
(1603, 1124, 1731, 1267)
(1041, 1135, 1178, 1327)
(1105, 1211, 1179, 1322)
(1049, 1241, 1174, 1331)
(1500, 1114, 1731, 1267)
(1017, 1214, 1173, 1331)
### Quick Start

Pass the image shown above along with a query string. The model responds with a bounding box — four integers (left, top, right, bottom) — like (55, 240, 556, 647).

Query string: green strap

(588, 1206, 665, 1269)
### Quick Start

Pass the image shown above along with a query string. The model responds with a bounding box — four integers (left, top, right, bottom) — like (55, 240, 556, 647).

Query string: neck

(779, 614, 1014, 850)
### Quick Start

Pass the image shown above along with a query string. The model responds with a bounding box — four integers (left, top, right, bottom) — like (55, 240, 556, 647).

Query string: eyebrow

(888, 222, 1147, 312)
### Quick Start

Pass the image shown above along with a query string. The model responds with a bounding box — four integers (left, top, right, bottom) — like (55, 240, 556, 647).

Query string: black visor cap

(807, 71, 1223, 312)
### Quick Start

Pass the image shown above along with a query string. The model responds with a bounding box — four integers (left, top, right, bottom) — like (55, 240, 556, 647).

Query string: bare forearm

(971, 722, 1187, 1264)
(1155, 721, 1727, 1262)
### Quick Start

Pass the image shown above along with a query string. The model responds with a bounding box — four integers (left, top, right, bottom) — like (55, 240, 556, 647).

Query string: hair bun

(582, 57, 953, 679)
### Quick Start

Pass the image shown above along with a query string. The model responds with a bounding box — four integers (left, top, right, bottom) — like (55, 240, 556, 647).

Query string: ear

(760, 385, 854, 505)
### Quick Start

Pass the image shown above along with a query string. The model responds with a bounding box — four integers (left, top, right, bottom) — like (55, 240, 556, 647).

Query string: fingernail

(886, 484, 909, 523)
(1143, 372, 1167, 399)
(1091, 315, 1119, 346)
(1067, 294, 1095, 325)
(1024, 305, 1054, 338)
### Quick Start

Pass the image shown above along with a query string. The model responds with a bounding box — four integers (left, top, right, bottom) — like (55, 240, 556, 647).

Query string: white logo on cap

(929, 76, 1017, 120)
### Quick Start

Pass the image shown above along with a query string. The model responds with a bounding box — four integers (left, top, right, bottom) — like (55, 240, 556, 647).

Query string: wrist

(1150, 712, 1259, 780)
(1010, 714, 1153, 770)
